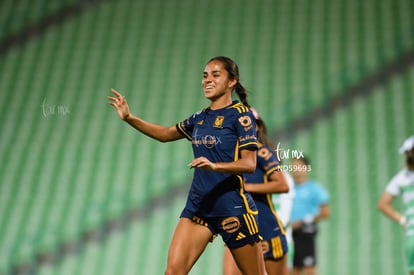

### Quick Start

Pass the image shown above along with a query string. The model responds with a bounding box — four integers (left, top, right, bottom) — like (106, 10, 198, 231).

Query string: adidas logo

(235, 232, 246, 240)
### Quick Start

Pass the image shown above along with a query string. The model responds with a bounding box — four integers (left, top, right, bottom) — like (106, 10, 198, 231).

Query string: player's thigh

(230, 242, 266, 275)
(223, 246, 242, 275)
(166, 217, 213, 273)
(303, 266, 316, 275)
(265, 255, 288, 275)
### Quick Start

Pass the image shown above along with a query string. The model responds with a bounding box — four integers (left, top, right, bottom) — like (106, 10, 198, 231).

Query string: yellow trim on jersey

(239, 141, 258, 149)
(192, 216, 208, 227)
(234, 141, 239, 161)
(236, 175, 259, 216)
(228, 102, 249, 114)
(264, 165, 281, 177)
(264, 173, 286, 235)
(230, 103, 259, 217)
(176, 122, 192, 140)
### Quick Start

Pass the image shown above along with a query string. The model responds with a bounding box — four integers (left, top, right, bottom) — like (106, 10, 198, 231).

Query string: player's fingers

(111, 88, 122, 98)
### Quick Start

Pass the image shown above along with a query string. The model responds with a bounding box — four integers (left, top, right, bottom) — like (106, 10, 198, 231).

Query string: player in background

(290, 156, 330, 275)
(272, 170, 295, 272)
(378, 136, 414, 275)
(223, 107, 289, 275)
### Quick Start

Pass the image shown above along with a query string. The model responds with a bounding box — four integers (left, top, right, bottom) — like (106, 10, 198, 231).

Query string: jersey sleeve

(385, 172, 403, 196)
(315, 184, 330, 205)
(176, 113, 197, 141)
(257, 145, 281, 177)
(235, 110, 258, 151)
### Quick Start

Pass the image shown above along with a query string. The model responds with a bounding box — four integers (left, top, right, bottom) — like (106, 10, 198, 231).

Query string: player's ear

(228, 79, 237, 89)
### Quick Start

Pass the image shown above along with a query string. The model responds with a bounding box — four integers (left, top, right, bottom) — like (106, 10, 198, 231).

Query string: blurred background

(0, 0, 413, 274)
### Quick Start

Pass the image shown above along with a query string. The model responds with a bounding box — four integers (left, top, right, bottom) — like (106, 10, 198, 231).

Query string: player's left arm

(315, 204, 330, 222)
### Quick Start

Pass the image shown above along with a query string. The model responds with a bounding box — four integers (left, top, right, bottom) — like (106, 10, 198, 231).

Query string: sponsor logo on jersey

(238, 115, 253, 131)
(239, 134, 257, 143)
(238, 115, 252, 127)
(222, 217, 241, 233)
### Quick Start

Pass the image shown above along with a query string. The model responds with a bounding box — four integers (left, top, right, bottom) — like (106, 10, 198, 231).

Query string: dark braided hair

(250, 107, 273, 148)
(207, 56, 250, 108)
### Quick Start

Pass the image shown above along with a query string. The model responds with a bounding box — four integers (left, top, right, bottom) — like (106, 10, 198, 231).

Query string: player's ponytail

(234, 82, 250, 108)
(207, 56, 250, 108)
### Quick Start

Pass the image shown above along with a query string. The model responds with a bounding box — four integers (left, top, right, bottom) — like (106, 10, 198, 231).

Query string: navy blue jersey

(176, 101, 258, 217)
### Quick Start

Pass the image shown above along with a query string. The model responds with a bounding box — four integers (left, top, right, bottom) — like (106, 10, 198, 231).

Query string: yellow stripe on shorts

(243, 213, 258, 235)
(271, 236, 284, 259)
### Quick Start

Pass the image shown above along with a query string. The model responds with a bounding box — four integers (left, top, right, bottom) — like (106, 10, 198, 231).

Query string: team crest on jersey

(221, 217, 240, 233)
(197, 120, 204, 125)
(213, 116, 224, 128)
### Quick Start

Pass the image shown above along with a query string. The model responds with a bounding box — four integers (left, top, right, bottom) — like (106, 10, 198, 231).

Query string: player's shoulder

(257, 143, 275, 157)
(226, 101, 251, 114)
(258, 142, 274, 151)
(389, 169, 414, 185)
(189, 107, 208, 118)
(307, 180, 327, 191)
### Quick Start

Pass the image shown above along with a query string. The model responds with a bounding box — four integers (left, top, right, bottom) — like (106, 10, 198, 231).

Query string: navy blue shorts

(258, 207, 288, 260)
(180, 208, 261, 249)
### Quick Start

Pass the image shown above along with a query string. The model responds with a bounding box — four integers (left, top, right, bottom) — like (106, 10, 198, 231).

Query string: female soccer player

(223, 108, 290, 275)
(108, 56, 266, 275)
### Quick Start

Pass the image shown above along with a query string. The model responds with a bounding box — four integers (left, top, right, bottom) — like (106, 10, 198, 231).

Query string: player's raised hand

(108, 88, 131, 120)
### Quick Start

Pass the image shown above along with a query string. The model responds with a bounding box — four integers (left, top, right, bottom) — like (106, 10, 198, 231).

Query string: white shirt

(272, 172, 295, 243)
(385, 168, 414, 236)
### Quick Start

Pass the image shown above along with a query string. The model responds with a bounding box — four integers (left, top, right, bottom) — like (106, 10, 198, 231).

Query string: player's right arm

(377, 192, 407, 227)
(108, 89, 183, 142)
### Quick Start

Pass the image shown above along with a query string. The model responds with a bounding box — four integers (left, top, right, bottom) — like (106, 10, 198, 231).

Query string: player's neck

(294, 175, 308, 184)
(209, 96, 233, 110)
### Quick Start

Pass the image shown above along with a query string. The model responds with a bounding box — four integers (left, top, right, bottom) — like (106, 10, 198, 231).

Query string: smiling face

(202, 60, 237, 104)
